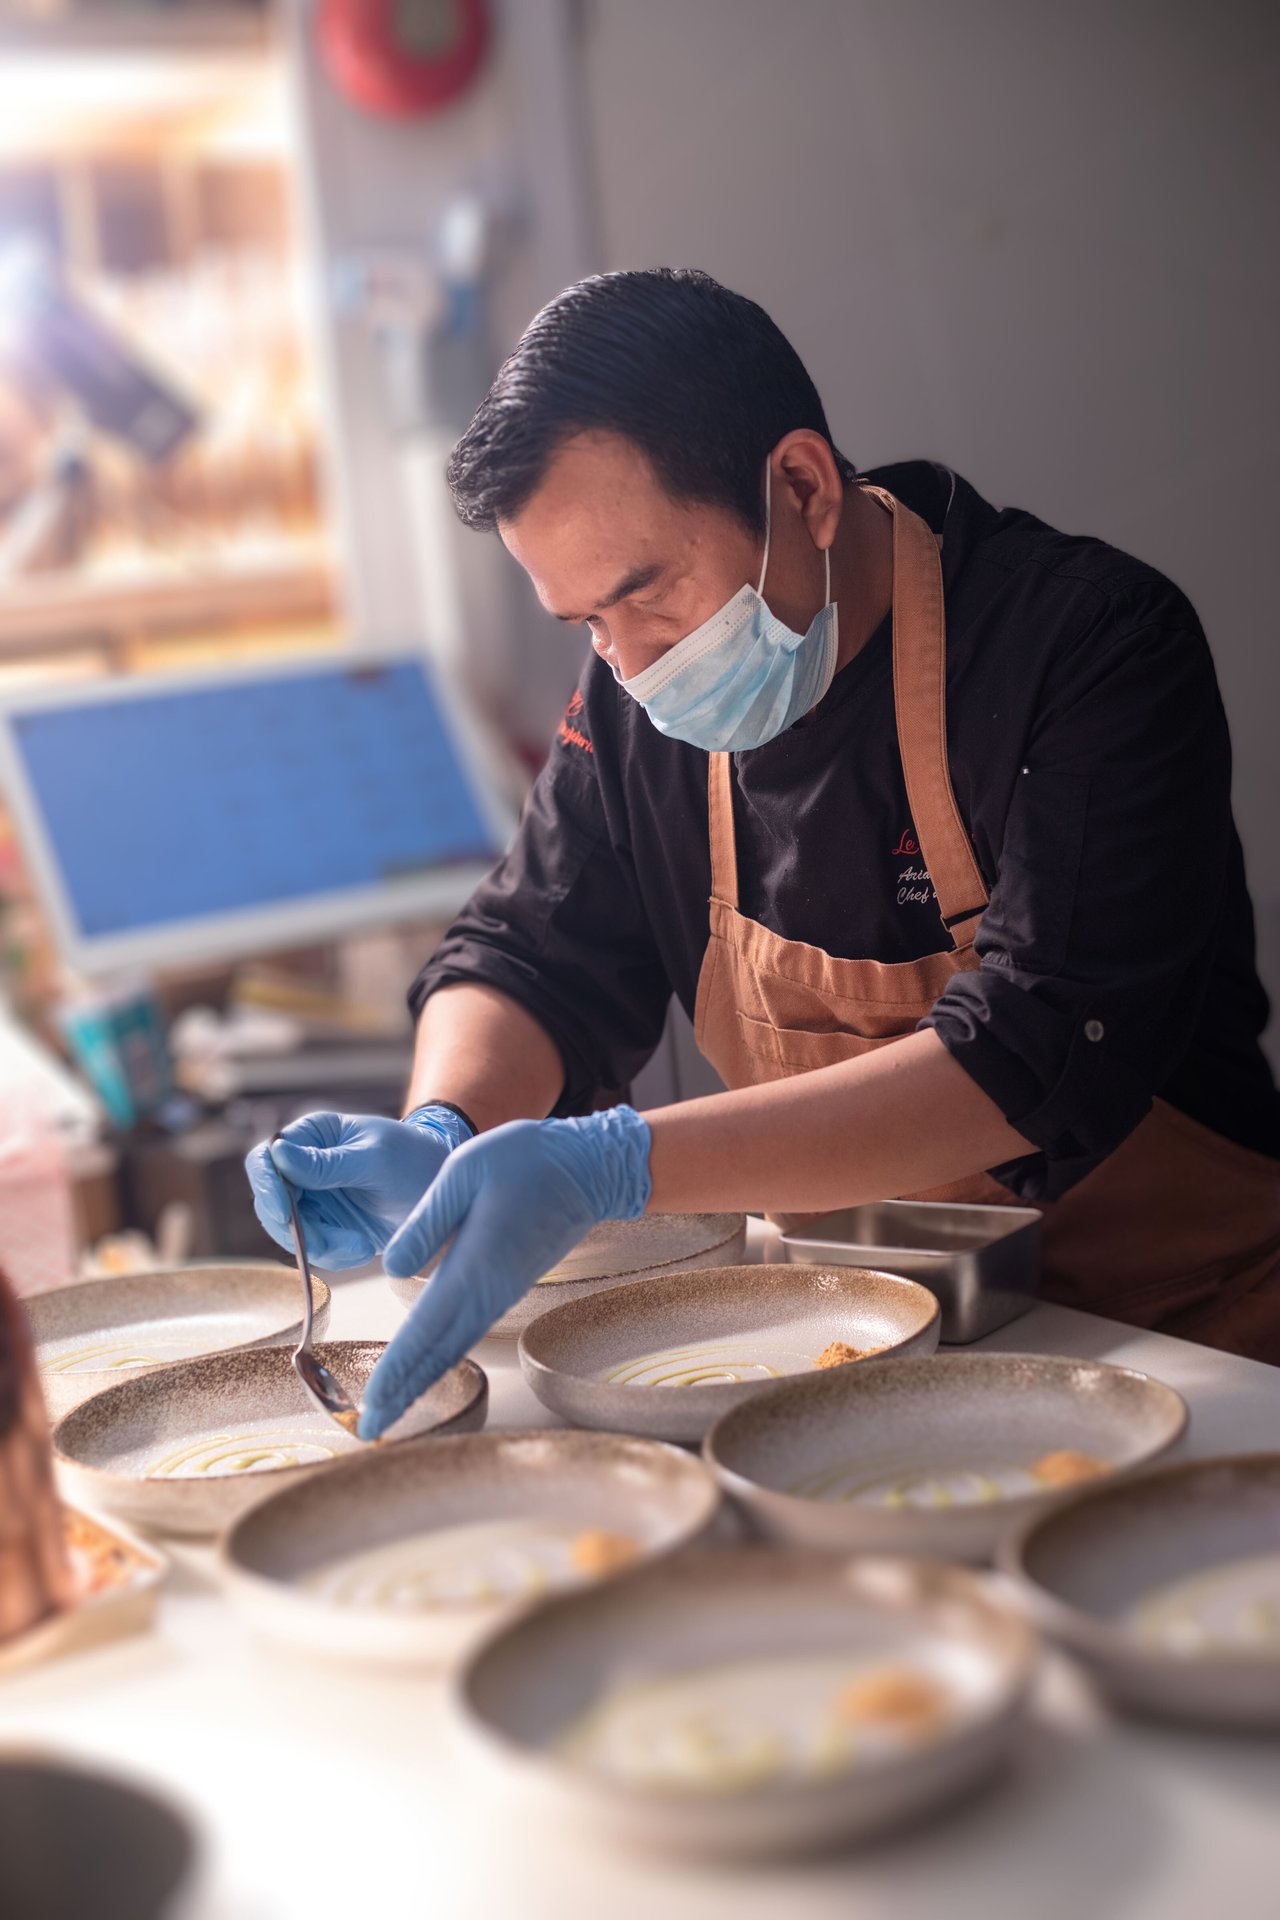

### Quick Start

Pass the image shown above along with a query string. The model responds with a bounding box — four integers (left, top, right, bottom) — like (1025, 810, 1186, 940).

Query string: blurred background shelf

(0, 545, 336, 661)
(0, 0, 338, 689)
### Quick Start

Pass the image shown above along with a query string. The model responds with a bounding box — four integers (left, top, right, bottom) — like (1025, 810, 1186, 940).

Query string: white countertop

(5, 1237, 1280, 1920)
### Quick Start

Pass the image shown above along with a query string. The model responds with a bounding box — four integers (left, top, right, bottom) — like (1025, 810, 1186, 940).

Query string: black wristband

(405, 1098, 478, 1139)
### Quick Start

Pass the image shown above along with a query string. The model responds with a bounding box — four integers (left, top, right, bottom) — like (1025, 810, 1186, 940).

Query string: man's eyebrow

(552, 562, 663, 623)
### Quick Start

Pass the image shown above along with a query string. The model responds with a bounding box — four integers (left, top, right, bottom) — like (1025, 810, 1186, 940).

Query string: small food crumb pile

(813, 1340, 878, 1370)
(569, 1529, 641, 1578)
(1029, 1448, 1108, 1487)
(833, 1665, 948, 1738)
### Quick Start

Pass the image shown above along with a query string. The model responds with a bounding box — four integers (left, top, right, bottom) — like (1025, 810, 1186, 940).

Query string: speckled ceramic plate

(221, 1428, 721, 1669)
(26, 1264, 331, 1420)
(0, 1757, 203, 1920)
(389, 1213, 748, 1338)
(999, 1453, 1280, 1727)
(51, 1342, 487, 1536)
(518, 1264, 941, 1444)
(456, 1546, 1036, 1859)
(705, 1352, 1188, 1564)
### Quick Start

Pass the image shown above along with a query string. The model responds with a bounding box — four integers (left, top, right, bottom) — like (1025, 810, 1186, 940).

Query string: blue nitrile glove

(359, 1105, 652, 1438)
(244, 1107, 474, 1271)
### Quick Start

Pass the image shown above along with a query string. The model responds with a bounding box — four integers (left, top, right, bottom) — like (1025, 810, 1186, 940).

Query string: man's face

(500, 430, 770, 683)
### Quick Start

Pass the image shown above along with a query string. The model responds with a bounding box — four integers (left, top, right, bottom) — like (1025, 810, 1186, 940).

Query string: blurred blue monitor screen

(10, 659, 503, 941)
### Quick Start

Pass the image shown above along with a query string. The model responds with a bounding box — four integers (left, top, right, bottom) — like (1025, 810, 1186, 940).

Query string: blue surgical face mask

(620, 464, 839, 751)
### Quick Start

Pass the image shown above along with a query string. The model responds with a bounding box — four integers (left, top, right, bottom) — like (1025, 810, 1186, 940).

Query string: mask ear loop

(756, 463, 773, 598)
(757, 461, 834, 609)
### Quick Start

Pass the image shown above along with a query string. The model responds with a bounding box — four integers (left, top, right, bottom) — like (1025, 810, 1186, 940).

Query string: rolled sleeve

(923, 595, 1233, 1201)
(927, 966, 1157, 1199)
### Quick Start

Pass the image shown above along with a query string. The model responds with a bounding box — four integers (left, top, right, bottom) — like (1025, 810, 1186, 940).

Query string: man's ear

(772, 430, 843, 548)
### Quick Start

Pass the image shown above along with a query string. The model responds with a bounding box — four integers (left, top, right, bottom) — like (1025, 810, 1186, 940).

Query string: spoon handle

(271, 1136, 315, 1355)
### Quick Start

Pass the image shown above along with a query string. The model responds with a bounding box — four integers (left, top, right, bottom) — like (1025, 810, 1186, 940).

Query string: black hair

(446, 267, 856, 536)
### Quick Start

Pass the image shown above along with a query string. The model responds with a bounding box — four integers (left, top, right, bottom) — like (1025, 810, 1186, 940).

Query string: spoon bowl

(294, 1349, 361, 1437)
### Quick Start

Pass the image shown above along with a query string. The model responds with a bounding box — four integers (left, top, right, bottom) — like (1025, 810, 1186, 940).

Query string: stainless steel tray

(779, 1199, 1041, 1343)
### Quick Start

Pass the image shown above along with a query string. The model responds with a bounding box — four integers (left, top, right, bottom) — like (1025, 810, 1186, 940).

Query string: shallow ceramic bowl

(0, 1756, 202, 1920)
(518, 1264, 940, 1445)
(222, 1428, 720, 1669)
(389, 1213, 748, 1337)
(999, 1453, 1280, 1727)
(705, 1352, 1188, 1564)
(27, 1264, 330, 1420)
(456, 1545, 1036, 1859)
(52, 1342, 487, 1536)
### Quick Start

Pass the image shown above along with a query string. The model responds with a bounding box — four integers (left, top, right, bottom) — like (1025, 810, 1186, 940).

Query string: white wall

(286, 0, 1279, 1084)
(579, 0, 1280, 1062)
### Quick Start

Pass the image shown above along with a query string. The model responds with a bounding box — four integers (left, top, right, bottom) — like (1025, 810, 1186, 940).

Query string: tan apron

(693, 487, 1280, 1360)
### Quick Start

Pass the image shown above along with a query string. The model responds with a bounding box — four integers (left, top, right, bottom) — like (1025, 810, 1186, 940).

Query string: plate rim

(29, 1262, 331, 1384)
(994, 1447, 1280, 1679)
(517, 1262, 943, 1408)
(453, 1544, 1038, 1817)
(50, 1341, 487, 1482)
(218, 1425, 723, 1626)
(701, 1349, 1190, 1530)
(533, 1214, 750, 1286)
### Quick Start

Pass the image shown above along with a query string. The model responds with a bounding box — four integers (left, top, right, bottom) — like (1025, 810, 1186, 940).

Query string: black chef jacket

(409, 461, 1280, 1202)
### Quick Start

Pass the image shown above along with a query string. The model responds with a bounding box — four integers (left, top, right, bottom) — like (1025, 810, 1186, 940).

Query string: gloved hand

(244, 1107, 474, 1271)
(360, 1105, 652, 1438)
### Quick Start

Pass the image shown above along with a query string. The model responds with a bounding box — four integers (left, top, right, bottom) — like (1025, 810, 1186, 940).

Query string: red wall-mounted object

(318, 0, 490, 119)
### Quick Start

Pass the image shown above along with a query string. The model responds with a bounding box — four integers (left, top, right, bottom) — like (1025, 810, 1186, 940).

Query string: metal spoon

(271, 1137, 363, 1439)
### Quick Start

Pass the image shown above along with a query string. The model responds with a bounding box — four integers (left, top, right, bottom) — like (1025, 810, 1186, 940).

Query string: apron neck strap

(707, 746, 740, 910)
(864, 484, 988, 946)
(705, 485, 988, 949)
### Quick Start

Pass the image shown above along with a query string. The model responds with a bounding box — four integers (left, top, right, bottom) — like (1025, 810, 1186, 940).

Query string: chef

(247, 268, 1280, 1439)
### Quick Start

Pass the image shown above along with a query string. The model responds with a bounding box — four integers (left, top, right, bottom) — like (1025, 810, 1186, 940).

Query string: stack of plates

(389, 1212, 748, 1337)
